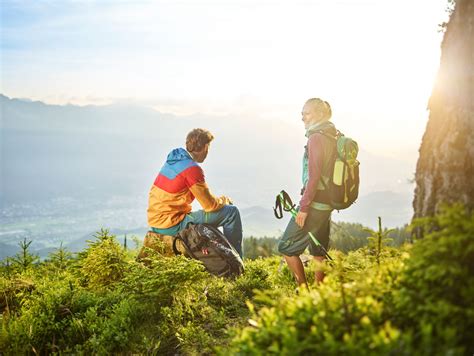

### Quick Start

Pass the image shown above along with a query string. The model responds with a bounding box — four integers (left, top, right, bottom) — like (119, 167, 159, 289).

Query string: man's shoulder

(182, 164, 205, 185)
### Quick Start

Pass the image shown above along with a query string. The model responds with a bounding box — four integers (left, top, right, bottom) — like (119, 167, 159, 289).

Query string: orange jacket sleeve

(185, 166, 228, 212)
(189, 181, 228, 212)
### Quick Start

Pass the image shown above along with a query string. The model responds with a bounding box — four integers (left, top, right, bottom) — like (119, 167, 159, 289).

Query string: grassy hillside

(1, 205, 473, 355)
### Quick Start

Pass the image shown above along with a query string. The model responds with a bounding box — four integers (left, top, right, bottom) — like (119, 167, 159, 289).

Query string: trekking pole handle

(273, 195, 283, 219)
(276, 190, 333, 261)
(279, 191, 297, 215)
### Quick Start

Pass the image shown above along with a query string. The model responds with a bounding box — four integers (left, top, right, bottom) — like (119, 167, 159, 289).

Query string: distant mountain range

(1, 94, 416, 257)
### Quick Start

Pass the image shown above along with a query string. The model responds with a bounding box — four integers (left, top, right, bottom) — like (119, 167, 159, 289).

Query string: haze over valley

(1, 95, 415, 258)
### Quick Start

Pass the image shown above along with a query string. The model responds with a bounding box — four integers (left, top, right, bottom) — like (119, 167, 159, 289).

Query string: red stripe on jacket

(154, 165, 205, 194)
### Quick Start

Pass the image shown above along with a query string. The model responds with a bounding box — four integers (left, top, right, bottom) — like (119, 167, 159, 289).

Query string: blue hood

(166, 148, 193, 165)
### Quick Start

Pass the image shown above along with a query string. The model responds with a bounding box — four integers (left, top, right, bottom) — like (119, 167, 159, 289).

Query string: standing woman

(278, 98, 337, 287)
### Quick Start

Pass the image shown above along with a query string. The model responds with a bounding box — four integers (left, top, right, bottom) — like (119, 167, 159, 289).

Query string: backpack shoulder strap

(172, 235, 185, 255)
(314, 130, 341, 191)
(314, 129, 339, 141)
(172, 234, 197, 258)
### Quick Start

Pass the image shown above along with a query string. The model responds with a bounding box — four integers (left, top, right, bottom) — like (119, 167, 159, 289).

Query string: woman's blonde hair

(305, 98, 332, 121)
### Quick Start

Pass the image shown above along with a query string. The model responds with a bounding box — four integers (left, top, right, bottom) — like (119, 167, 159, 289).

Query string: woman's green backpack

(320, 130, 360, 210)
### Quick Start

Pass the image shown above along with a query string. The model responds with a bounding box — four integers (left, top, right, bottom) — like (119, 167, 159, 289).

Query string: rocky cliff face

(413, 0, 474, 219)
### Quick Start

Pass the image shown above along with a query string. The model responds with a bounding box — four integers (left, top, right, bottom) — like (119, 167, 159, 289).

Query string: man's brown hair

(186, 128, 214, 152)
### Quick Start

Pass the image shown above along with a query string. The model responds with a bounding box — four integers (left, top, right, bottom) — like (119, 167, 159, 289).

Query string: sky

(1, 0, 450, 160)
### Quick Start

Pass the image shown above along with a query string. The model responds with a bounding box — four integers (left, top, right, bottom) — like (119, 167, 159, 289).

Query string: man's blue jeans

(152, 205, 243, 257)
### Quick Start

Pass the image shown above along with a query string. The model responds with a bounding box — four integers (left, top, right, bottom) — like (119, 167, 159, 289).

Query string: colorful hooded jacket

(147, 148, 227, 229)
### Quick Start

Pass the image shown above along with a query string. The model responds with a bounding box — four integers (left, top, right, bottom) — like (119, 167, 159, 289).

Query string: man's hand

(295, 211, 308, 228)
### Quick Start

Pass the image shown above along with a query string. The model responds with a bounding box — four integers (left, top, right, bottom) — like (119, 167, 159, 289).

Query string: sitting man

(147, 128, 243, 256)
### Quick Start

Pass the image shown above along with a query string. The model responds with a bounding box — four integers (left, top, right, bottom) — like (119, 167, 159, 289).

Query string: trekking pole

(274, 190, 333, 261)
